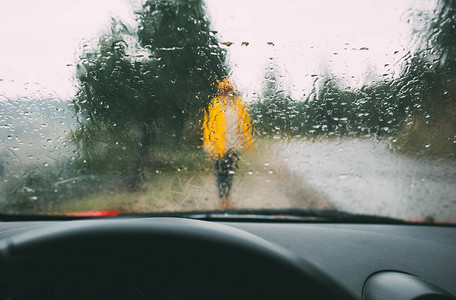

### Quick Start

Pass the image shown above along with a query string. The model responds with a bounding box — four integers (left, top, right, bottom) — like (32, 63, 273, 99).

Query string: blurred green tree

(353, 83, 400, 136)
(72, 0, 227, 187)
(251, 66, 297, 136)
(395, 0, 456, 157)
(303, 75, 357, 136)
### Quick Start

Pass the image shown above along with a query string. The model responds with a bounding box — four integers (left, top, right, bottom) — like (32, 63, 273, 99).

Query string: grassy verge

(55, 139, 330, 214)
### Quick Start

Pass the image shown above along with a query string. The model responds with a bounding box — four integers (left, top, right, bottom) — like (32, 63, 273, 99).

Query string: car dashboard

(0, 218, 455, 300)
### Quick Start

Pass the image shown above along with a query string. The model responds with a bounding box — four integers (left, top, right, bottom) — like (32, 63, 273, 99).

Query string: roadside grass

(55, 139, 330, 214)
(392, 123, 456, 160)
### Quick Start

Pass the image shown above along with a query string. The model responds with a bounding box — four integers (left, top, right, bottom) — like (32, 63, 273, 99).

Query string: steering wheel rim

(0, 218, 356, 299)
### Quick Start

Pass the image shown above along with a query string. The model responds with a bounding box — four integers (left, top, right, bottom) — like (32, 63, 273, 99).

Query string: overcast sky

(0, 0, 136, 99)
(205, 0, 418, 99)
(0, 0, 427, 100)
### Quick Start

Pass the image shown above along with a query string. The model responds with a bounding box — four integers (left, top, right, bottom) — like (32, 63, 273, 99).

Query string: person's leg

(216, 150, 238, 209)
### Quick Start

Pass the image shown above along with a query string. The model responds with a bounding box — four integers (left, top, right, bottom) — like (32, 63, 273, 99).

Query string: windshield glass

(1, 0, 455, 223)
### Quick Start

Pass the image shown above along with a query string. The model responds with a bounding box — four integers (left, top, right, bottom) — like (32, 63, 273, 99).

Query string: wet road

(279, 138, 456, 222)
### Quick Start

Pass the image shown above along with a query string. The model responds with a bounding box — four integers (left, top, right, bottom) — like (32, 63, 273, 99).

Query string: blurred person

(203, 79, 254, 209)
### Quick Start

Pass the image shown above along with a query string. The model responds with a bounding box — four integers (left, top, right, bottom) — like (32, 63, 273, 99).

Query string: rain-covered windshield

(1, 0, 455, 223)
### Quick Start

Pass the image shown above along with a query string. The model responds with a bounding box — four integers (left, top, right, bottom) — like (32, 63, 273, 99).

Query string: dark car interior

(0, 217, 455, 300)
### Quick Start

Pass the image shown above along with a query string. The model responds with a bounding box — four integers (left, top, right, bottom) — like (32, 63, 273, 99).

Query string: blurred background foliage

(71, 0, 227, 188)
(252, 0, 456, 158)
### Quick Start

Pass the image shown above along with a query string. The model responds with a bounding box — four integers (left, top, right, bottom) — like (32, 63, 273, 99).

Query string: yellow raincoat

(203, 80, 254, 158)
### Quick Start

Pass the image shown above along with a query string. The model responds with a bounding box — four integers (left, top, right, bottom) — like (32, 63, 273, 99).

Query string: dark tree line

(252, 0, 455, 157)
(252, 76, 403, 137)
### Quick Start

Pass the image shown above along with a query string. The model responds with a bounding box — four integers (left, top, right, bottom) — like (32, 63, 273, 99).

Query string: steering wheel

(0, 218, 356, 299)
